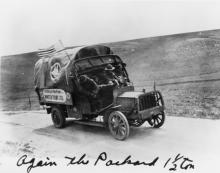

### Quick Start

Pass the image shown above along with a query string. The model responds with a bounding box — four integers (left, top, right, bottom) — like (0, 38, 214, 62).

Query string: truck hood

(118, 91, 144, 98)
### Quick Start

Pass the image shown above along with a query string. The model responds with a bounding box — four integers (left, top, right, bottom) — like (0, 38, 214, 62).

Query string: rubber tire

(108, 111, 130, 140)
(51, 106, 66, 128)
(148, 111, 165, 128)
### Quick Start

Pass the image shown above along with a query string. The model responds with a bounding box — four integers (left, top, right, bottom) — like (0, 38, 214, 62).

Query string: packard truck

(34, 45, 165, 140)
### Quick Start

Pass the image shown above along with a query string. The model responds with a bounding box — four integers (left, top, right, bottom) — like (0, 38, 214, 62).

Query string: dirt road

(0, 111, 219, 173)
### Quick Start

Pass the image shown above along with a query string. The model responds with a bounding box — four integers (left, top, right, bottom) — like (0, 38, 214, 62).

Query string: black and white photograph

(0, 0, 220, 172)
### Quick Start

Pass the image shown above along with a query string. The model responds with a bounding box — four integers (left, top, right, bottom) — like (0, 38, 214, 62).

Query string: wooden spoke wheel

(108, 111, 130, 140)
(51, 106, 66, 128)
(148, 111, 165, 128)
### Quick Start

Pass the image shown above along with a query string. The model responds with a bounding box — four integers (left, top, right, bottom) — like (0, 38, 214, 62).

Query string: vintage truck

(34, 45, 165, 140)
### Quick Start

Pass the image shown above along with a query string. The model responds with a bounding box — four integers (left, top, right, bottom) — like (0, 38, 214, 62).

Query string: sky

(1, 0, 220, 55)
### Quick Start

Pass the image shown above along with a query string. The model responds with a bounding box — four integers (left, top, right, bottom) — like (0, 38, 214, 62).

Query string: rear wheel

(51, 106, 66, 128)
(108, 111, 130, 140)
(148, 111, 165, 128)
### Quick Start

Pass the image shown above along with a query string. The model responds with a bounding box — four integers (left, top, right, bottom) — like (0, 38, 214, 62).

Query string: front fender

(102, 105, 122, 125)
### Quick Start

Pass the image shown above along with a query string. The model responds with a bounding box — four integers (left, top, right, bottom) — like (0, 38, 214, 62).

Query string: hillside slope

(1, 30, 220, 118)
(1, 52, 40, 110)
(106, 30, 220, 83)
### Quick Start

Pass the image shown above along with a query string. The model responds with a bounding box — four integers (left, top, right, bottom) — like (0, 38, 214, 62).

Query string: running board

(74, 120, 106, 127)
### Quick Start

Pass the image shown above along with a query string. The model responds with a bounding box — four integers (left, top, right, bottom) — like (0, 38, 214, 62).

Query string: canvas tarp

(34, 45, 113, 91)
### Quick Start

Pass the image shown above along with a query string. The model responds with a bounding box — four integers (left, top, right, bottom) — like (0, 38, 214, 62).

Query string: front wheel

(51, 106, 66, 128)
(147, 111, 165, 128)
(108, 111, 130, 140)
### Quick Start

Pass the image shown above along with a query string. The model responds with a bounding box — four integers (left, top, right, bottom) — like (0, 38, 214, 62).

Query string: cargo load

(34, 45, 113, 92)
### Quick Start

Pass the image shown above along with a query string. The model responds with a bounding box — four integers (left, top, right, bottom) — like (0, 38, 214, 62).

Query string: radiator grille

(139, 94, 157, 111)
